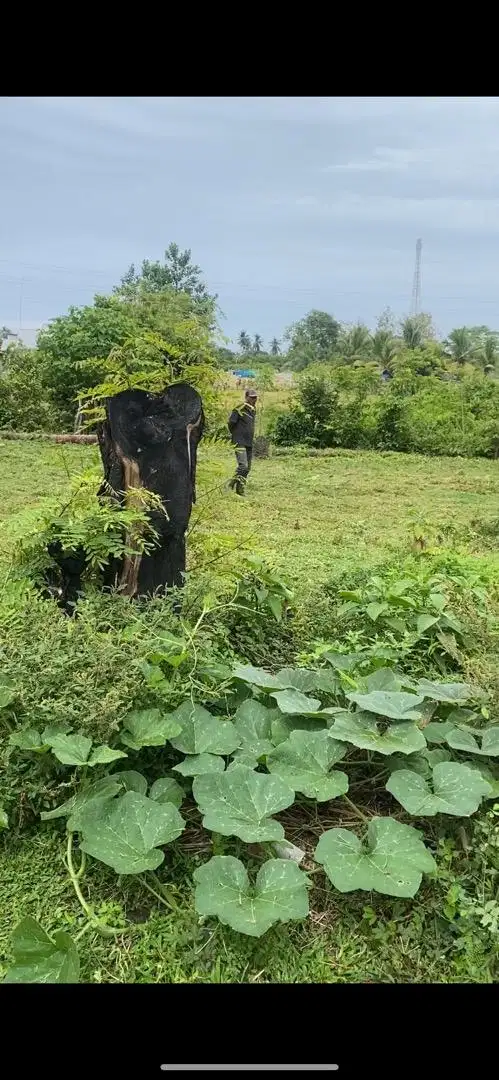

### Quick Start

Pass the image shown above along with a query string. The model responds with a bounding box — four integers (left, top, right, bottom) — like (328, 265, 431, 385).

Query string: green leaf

(315, 817, 436, 898)
(48, 733, 93, 766)
(0, 807, 8, 829)
(9, 728, 49, 753)
(232, 663, 283, 690)
(446, 726, 499, 757)
(193, 856, 309, 938)
(270, 689, 322, 715)
(386, 763, 492, 817)
(366, 602, 388, 621)
(120, 708, 182, 750)
(275, 668, 321, 694)
(416, 614, 440, 635)
(417, 679, 473, 703)
(328, 712, 426, 755)
(233, 699, 275, 759)
(79, 791, 185, 874)
(148, 631, 188, 668)
(271, 714, 327, 746)
(324, 651, 360, 672)
(41, 776, 124, 823)
(110, 771, 148, 795)
(466, 763, 499, 799)
(87, 745, 128, 766)
(192, 764, 295, 843)
(3, 917, 79, 983)
(0, 684, 15, 709)
(361, 668, 403, 694)
(267, 729, 348, 801)
(169, 702, 239, 756)
(149, 777, 184, 808)
(423, 720, 457, 745)
(346, 690, 424, 720)
(173, 754, 226, 777)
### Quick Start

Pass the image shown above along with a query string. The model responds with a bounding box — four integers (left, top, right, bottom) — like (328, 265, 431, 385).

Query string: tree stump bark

(98, 383, 204, 598)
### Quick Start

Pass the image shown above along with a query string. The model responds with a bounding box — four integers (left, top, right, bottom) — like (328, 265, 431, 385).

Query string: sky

(3, 95, 499, 349)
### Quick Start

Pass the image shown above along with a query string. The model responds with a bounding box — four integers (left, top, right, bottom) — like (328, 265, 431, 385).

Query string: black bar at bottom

(160, 1068, 340, 1073)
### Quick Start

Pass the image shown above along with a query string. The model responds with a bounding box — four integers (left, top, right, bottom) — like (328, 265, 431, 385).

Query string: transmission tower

(411, 238, 422, 315)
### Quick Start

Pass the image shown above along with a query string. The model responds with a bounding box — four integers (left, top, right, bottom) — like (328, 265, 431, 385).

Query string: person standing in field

(227, 388, 257, 496)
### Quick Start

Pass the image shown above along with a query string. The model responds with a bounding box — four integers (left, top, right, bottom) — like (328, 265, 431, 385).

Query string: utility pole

(411, 239, 422, 315)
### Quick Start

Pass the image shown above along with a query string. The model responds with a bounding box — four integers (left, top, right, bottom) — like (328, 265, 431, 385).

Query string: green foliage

(315, 818, 436, 898)
(3, 917, 79, 984)
(193, 856, 310, 938)
(78, 790, 185, 874)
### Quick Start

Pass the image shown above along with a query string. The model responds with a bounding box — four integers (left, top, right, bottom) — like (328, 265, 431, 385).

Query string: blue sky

(3, 96, 499, 349)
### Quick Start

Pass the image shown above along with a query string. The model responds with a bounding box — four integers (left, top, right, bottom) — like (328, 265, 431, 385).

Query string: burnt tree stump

(98, 384, 204, 598)
(45, 383, 204, 611)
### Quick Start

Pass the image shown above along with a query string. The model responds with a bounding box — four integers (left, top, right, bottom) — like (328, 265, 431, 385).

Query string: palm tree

(238, 331, 251, 354)
(401, 316, 425, 350)
(270, 337, 281, 356)
(479, 335, 498, 371)
(372, 330, 398, 368)
(444, 328, 476, 365)
(253, 334, 263, 354)
(338, 323, 372, 362)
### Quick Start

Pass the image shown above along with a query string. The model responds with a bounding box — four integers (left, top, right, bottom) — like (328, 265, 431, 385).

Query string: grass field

(1, 439, 499, 983)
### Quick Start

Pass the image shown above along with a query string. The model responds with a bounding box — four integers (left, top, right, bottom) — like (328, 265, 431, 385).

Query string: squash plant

(4, 657, 498, 982)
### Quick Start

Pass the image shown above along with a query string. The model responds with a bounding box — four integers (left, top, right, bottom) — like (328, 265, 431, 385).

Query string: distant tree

(270, 337, 281, 356)
(116, 242, 217, 322)
(375, 307, 397, 336)
(338, 323, 372, 362)
(444, 327, 476, 365)
(285, 310, 341, 370)
(400, 313, 435, 350)
(1, 325, 13, 342)
(372, 329, 398, 368)
(253, 334, 263, 354)
(238, 331, 252, 354)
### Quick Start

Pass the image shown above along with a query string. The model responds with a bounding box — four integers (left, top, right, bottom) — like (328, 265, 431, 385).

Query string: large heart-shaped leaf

(193, 856, 309, 938)
(46, 732, 126, 767)
(86, 746, 127, 766)
(416, 679, 474, 704)
(173, 754, 226, 777)
(232, 663, 283, 690)
(110, 771, 148, 795)
(328, 712, 426, 755)
(386, 763, 492, 817)
(3, 917, 79, 983)
(360, 668, 403, 694)
(120, 708, 182, 750)
(233, 699, 275, 760)
(79, 791, 185, 873)
(267, 729, 349, 802)
(271, 714, 327, 747)
(446, 726, 499, 757)
(346, 690, 424, 721)
(169, 702, 239, 756)
(148, 777, 185, 808)
(467, 763, 499, 799)
(423, 720, 457, 745)
(315, 817, 436, 898)
(270, 689, 322, 715)
(9, 728, 50, 753)
(275, 668, 321, 694)
(192, 764, 295, 843)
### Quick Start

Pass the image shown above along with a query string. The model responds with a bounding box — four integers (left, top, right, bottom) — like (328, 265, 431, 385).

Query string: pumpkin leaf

(148, 777, 185, 808)
(267, 729, 348, 801)
(169, 702, 239, 756)
(270, 689, 322, 715)
(192, 764, 295, 843)
(328, 711, 426, 755)
(193, 856, 309, 937)
(173, 753, 226, 777)
(386, 762, 492, 817)
(315, 817, 435, 898)
(416, 679, 474, 704)
(79, 791, 185, 874)
(3, 917, 79, 984)
(346, 690, 424, 721)
(446, 726, 499, 757)
(120, 708, 182, 751)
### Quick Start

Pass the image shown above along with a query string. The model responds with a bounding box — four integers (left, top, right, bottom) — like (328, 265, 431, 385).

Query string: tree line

(0, 241, 498, 434)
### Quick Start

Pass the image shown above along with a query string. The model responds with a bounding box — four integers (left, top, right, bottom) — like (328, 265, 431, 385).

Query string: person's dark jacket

(228, 403, 256, 447)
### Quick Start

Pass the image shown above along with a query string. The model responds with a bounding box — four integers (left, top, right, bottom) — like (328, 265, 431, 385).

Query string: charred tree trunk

(46, 383, 204, 612)
(98, 383, 204, 598)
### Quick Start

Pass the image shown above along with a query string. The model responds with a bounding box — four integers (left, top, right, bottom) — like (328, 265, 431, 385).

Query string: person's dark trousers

(229, 446, 253, 495)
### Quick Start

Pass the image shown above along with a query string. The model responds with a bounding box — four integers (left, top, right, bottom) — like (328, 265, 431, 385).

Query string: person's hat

(246, 389, 257, 398)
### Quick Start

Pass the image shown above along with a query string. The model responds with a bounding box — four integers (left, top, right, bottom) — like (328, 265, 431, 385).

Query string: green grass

(1, 438, 499, 982)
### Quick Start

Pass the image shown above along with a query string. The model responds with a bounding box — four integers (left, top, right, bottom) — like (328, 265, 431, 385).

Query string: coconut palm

(238, 330, 251, 354)
(444, 328, 476, 365)
(338, 323, 372, 362)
